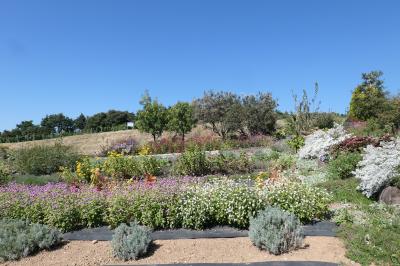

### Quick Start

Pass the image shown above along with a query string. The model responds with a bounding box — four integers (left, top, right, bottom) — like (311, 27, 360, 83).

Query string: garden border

(63, 221, 337, 241)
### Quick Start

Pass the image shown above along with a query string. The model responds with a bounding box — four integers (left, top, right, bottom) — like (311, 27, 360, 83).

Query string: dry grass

(0, 126, 216, 156)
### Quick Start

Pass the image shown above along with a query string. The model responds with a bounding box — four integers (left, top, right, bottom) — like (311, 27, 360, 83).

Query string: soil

(1, 237, 358, 266)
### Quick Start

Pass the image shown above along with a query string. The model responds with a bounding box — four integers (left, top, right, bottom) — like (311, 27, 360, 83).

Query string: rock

(379, 186, 400, 205)
(92, 240, 98, 244)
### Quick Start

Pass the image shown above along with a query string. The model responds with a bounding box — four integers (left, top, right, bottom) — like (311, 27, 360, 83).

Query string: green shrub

(13, 143, 80, 175)
(327, 152, 362, 180)
(312, 112, 335, 129)
(173, 146, 210, 176)
(209, 152, 253, 175)
(138, 156, 166, 176)
(266, 181, 331, 223)
(0, 161, 11, 185)
(13, 174, 60, 185)
(287, 135, 305, 152)
(111, 222, 152, 261)
(0, 219, 62, 262)
(249, 207, 304, 255)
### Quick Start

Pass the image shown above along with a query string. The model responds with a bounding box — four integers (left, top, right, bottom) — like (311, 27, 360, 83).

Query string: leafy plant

(135, 91, 168, 142)
(167, 102, 197, 142)
(111, 222, 152, 261)
(287, 135, 305, 152)
(173, 146, 210, 176)
(249, 207, 304, 255)
(0, 161, 11, 185)
(12, 143, 80, 175)
(0, 219, 62, 262)
(326, 152, 362, 180)
(266, 181, 331, 223)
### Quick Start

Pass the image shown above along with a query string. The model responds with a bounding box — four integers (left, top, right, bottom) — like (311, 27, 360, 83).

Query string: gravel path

(1, 237, 357, 266)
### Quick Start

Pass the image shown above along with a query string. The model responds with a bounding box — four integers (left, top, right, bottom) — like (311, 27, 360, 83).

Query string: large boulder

(379, 186, 400, 205)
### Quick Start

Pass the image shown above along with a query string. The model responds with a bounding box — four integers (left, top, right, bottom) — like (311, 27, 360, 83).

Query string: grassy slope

(0, 126, 215, 156)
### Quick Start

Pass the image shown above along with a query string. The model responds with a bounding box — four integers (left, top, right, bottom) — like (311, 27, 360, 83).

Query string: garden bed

(1, 237, 354, 266)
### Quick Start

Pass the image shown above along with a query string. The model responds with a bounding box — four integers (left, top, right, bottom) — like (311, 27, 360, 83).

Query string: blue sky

(1, 0, 399, 131)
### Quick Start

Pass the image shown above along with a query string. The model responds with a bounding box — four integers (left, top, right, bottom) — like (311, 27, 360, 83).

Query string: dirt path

(2, 237, 357, 266)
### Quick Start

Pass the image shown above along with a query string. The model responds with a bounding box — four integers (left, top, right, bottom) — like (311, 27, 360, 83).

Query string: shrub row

(0, 178, 330, 232)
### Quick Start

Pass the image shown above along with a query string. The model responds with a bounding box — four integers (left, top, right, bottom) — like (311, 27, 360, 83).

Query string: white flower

(354, 138, 400, 197)
(298, 124, 351, 159)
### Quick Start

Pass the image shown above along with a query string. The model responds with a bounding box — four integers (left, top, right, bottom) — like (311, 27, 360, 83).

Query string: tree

(349, 71, 387, 121)
(167, 102, 197, 141)
(242, 92, 277, 135)
(193, 91, 245, 140)
(74, 113, 87, 131)
(135, 91, 168, 141)
(40, 113, 74, 134)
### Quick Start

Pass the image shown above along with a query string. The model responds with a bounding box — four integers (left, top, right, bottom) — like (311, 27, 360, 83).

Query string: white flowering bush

(298, 124, 351, 159)
(354, 139, 400, 197)
(265, 181, 331, 223)
(179, 178, 266, 229)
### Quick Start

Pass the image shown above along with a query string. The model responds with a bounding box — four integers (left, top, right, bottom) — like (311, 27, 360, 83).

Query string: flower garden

(1, 123, 400, 265)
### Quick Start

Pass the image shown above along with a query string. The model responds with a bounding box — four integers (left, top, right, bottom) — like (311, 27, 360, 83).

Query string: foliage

(193, 90, 245, 139)
(0, 161, 11, 185)
(312, 112, 335, 129)
(0, 177, 269, 232)
(249, 207, 304, 255)
(0, 219, 62, 262)
(209, 152, 253, 175)
(335, 204, 400, 266)
(135, 91, 168, 141)
(326, 152, 362, 180)
(102, 152, 166, 179)
(287, 83, 320, 135)
(330, 135, 391, 156)
(298, 124, 351, 159)
(111, 222, 152, 261)
(173, 147, 210, 176)
(287, 135, 304, 152)
(41, 113, 74, 134)
(349, 71, 387, 121)
(85, 110, 135, 132)
(266, 181, 331, 223)
(167, 102, 197, 141)
(317, 178, 373, 206)
(179, 178, 265, 229)
(242, 92, 277, 135)
(354, 138, 400, 197)
(12, 143, 80, 175)
(13, 174, 60, 185)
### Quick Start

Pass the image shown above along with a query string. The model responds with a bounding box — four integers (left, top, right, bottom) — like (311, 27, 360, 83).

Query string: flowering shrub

(179, 178, 266, 229)
(0, 177, 269, 231)
(265, 181, 331, 223)
(99, 138, 139, 156)
(353, 139, 400, 197)
(330, 135, 391, 156)
(298, 124, 351, 159)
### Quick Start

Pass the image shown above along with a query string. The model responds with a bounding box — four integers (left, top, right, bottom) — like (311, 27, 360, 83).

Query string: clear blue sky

(1, 0, 399, 131)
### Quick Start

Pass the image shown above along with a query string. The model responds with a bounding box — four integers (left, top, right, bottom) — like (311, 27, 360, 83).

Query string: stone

(92, 240, 98, 244)
(379, 186, 400, 205)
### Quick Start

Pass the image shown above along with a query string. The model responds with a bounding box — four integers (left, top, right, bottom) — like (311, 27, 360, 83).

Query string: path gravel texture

(1, 237, 358, 266)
